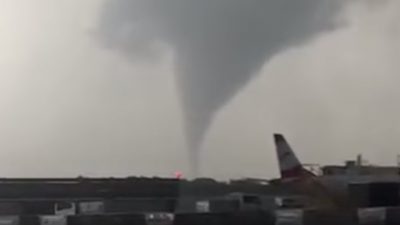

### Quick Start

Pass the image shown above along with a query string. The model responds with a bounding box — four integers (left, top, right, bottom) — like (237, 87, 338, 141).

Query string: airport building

(322, 155, 400, 176)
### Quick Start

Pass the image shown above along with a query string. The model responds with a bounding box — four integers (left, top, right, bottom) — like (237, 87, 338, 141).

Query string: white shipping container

(40, 216, 66, 225)
(275, 209, 303, 225)
(195, 201, 210, 213)
(79, 201, 105, 215)
(146, 213, 174, 225)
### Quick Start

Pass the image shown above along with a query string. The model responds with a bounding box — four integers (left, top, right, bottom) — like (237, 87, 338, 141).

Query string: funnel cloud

(97, 0, 349, 177)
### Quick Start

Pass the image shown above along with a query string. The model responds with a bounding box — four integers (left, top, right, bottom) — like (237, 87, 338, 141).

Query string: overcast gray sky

(0, 0, 398, 179)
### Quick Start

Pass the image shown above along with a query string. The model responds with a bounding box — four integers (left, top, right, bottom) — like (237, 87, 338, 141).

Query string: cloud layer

(97, 0, 349, 176)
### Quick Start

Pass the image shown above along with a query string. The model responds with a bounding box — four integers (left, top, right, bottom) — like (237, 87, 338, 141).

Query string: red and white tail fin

(274, 134, 312, 179)
(274, 134, 342, 209)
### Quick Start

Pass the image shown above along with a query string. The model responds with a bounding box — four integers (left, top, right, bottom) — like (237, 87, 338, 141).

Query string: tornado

(96, 0, 349, 177)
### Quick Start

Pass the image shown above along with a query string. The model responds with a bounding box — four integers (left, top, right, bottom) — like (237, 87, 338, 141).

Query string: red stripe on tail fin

(274, 134, 313, 179)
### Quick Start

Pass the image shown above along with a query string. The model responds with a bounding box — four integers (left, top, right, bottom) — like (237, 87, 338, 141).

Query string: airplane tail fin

(274, 134, 342, 209)
(274, 134, 312, 179)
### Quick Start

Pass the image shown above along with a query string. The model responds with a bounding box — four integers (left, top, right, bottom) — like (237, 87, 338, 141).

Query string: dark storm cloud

(96, 0, 349, 176)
